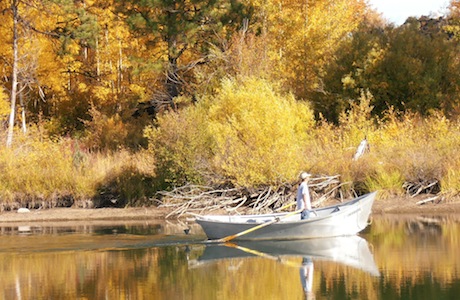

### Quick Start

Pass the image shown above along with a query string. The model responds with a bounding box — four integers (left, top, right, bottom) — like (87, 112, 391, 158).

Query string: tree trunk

(19, 82, 27, 133)
(6, 0, 19, 147)
(166, 56, 179, 109)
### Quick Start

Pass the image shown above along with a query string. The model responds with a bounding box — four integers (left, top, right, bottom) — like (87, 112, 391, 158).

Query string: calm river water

(1, 214, 459, 300)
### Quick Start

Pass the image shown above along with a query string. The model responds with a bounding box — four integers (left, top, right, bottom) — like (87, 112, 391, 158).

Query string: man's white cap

(300, 172, 311, 180)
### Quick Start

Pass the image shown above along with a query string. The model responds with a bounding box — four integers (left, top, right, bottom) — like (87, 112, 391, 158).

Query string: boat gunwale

(195, 192, 376, 226)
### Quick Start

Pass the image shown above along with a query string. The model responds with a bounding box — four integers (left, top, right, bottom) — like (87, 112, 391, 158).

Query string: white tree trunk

(19, 82, 27, 133)
(7, 0, 19, 147)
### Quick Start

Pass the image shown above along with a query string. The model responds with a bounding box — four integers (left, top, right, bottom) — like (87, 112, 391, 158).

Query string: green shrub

(144, 97, 213, 189)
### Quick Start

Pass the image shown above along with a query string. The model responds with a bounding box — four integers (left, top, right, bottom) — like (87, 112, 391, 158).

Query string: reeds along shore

(1, 97, 460, 212)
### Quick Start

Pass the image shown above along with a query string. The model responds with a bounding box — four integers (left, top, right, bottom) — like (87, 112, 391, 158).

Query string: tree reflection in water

(0, 215, 459, 299)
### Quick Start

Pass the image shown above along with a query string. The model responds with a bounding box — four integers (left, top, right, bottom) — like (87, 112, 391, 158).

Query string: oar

(274, 201, 295, 212)
(225, 242, 281, 260)
(224, 242, 301, 268)
(212, 209, 303, 243)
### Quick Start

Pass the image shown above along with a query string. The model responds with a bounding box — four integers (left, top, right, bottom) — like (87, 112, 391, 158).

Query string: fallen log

(416, 196, 440, 205)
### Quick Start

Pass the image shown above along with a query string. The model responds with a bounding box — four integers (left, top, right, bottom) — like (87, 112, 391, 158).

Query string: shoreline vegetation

(2, 94, 460, 216)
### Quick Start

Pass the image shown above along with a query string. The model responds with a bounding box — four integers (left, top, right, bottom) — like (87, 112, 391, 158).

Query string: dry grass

(0, 129, 156, 211)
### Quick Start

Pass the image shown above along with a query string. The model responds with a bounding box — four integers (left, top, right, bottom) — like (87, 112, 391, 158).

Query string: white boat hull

(195, 192, 377, 240)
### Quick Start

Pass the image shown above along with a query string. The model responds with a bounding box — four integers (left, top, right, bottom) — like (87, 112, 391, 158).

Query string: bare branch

(159, 176, 354, 219)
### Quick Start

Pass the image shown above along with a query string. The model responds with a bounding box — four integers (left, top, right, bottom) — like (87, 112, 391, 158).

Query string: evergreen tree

(117, 0, 251, 108)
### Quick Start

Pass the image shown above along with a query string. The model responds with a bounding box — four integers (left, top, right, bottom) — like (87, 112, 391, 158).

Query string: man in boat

(296, 172, 312, 219)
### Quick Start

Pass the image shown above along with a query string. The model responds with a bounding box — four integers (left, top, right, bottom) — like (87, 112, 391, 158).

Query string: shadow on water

(0, 220, 206, 253)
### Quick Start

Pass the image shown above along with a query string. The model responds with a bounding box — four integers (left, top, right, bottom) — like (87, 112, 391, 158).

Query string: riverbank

(1, 195, 460, 225)
(372, 195, 460, 214)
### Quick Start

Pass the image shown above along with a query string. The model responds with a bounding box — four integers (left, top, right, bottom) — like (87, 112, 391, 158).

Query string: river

(1, 215, 459, 300)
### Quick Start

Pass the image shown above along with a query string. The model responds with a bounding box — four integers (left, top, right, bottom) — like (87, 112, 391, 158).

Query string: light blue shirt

(296, 181, 311, 210)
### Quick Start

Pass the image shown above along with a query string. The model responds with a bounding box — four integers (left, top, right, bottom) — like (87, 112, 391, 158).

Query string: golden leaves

(0, 88, 10, 120)
(263, 0, 367, 97)
(202, 77, 315, 186)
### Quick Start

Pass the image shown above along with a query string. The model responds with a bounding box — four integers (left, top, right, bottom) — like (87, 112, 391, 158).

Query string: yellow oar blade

(224, 242, 301, 268)
(215, 209, 302, 243)
(274, 202, 295, 212)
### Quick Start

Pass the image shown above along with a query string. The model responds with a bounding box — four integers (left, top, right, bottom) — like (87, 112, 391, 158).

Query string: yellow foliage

(78, 82, 89, 93)
(129, 84, 149, 102)
(0, 132, 75, 201)
(93, 85, 112, 102)
(303, 98, 460, 197)
(34, 36, 68, 95)
(147, 77, 316, 188)
(365, 164, 405, 198)
(263, 0, 366, 96)
(0, 129, 156, 208)
(82, 107, 128, 151)
(206, 77, 315, 186)
(441, 159, 460, 196)
(0, 88, 10, 119)
(339, 90, 375, 145)
(372, 111, 449, 181)
(307, 90, 376, 186)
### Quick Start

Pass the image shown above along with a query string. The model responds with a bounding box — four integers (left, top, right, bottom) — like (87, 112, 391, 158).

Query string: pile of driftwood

(403, 179, 440, 196)
(158, 175, 351, 219)
(403, 178, 443, 205)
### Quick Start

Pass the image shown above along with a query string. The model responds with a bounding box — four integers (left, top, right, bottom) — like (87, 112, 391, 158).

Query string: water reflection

(191, 235, 380, 299)
(367, 215, 460, 300)
(0, 215, 459, 299)
(192, 236, 380, 276)
(300, 256, 314, 299)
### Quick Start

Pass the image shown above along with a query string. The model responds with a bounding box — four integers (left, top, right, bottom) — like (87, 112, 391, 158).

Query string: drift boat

(195, 191, 377, 241)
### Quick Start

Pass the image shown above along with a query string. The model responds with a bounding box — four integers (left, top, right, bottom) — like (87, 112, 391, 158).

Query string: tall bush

(145, 96, 214, 188)
(146, 77, 316, 188)
(207, 77, 315, 186)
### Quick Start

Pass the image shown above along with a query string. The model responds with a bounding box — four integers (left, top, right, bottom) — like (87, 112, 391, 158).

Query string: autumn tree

(0, 0, 105, 145)
(315, 11, 460, 122)
(313, 20, 388, 122)
(374, 18, 459, 115)
(252, 0, 366, 101)
(0, 0, 57, 146)
(117, 0, 251, 108)
(0, 0, 153, 149)
(445, 0, 460, 39)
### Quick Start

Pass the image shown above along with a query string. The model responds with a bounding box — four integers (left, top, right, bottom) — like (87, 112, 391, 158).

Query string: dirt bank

(372, 196, 460, 214)
(1, 196, 460, 225)
(0, 207, 172, 225)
